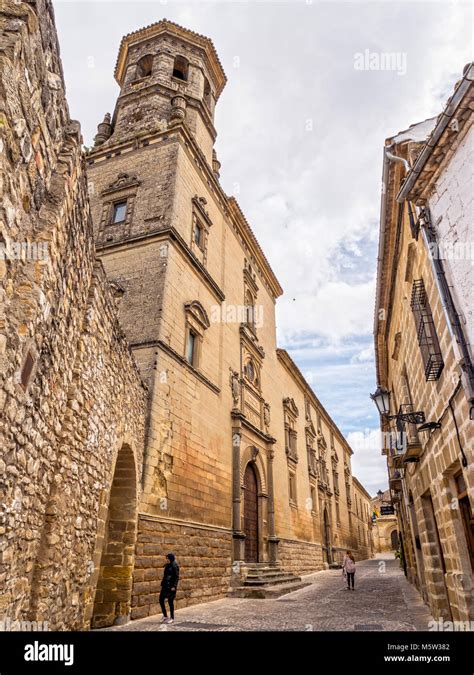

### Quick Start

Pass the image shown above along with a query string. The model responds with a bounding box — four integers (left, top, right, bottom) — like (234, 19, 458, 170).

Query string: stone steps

(228, 579, 311, 599)
(228, 563, 311, 599)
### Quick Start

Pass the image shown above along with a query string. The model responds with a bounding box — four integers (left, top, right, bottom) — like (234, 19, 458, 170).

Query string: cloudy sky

(54, 0, 472, 495)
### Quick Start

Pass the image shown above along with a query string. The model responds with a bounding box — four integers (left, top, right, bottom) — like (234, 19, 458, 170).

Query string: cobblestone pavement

(108, 555, 433, 632)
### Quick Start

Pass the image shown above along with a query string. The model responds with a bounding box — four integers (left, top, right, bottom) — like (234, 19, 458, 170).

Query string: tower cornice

(114, 19, 227, 99)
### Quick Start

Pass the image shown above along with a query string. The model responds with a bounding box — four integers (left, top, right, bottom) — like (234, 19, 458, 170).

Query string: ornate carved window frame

(191, 196, 212, 265)
(184, 300, 210, 369)
(283, 397, 299, 467)
(243, 259, 259, 335)
(306, 419, 318, 479)
(98, 173, 141, 244)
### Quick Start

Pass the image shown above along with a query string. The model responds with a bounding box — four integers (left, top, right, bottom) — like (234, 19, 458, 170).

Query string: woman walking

(343, 550, 356, 590)
(159, 552, 180, 624)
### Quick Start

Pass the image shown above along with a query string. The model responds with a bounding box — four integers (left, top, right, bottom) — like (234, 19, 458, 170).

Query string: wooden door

(244, 464, 258, 562)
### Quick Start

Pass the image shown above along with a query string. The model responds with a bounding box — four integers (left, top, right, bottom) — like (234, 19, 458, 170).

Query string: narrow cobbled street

(108, 555, 433, 632)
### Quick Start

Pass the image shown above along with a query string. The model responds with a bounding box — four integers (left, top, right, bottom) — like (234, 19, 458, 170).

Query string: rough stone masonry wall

(0, 0, 146, 629)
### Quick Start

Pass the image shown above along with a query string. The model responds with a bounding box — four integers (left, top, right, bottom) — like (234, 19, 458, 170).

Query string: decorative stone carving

(229, 369, 240, 408)
(170, 94, 187, 124)
(102, 172, 140, 195)
(94, 112, 112, 146)
(263, 402, 271, 432)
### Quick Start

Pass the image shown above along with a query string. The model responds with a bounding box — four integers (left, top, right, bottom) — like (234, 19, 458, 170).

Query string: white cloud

(347, 429, 388, 497)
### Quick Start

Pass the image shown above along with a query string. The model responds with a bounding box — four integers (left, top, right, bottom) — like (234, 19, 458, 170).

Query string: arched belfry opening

(136, 54, 153, 78)
(173, 55, 189, 81)
(91, 444, 138, 628)
(203, 76, 212, 108)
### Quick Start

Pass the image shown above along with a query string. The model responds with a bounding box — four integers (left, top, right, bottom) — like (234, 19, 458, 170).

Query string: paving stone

(105, 555, 434, 632)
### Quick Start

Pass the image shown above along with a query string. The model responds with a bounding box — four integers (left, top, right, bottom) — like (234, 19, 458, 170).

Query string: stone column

(231, 417, 245, 561)
(266, 441, 279, 563)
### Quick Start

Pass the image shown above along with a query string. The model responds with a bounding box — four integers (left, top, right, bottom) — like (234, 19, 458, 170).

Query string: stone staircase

(228, 562, 311, 599)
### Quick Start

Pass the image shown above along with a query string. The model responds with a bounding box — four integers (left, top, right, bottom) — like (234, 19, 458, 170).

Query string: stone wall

(0, 0, 146, 629)
(278, 538, 324, 575)
(376, 130, 474, 623)
(132, 515, 232, 618)
(429, 124, 473, 349)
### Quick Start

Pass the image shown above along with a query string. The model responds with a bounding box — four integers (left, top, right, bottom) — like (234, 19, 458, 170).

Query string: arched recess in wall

(390, 529, 399, 550)
(91, 443, 138, 628)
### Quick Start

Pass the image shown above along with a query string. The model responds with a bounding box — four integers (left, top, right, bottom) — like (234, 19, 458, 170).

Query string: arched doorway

(323, 507, 332, 564)
(244, 463, 259, 562)
(390, 529, 399, 550)
(91, 444, 137, 628)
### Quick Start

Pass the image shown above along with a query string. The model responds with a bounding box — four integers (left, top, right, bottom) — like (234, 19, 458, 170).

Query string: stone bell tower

(93, 19, 226, 167)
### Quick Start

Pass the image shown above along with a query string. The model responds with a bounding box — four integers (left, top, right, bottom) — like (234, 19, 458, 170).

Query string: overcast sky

(54, 0, 472, 495)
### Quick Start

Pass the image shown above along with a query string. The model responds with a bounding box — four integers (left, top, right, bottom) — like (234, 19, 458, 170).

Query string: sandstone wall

(382, 169, 473, 622)
(132, 516, 232, 618)
(0, 0, 146, 629)
(429, 124, 473, 349)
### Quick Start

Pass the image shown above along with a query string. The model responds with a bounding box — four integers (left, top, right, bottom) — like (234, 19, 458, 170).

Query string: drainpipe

(418, 207, 474, 406)
(385, 147, 410, 173)
(373, 146, 411, 384)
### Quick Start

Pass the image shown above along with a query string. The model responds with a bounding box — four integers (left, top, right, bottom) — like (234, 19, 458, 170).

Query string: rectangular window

(411, 279, 444, 380)
(311, 487, 317, 513)
(194, 222, 203, 247)
(112, 201, 127, 224)
(187, 330, 196, 365)
(289, 472, 297, 505)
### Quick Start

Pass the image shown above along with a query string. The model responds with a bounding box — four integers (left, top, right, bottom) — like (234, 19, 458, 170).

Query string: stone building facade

(0, 0, 147, 630)
(86, 19, 373, 620)
(351, 477, 374, 560)
(371, 489, 399, 553)
(374, 64, 473, 624)
(1, 7, 374, 630)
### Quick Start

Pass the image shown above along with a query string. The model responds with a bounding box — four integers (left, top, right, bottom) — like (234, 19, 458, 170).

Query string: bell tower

(93, 19, 227, 166)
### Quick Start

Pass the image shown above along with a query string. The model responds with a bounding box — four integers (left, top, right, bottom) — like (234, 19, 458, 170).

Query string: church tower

(86, 20, 228, 388)
(93, 19, 226, 165)
(86, 20, 320, 619)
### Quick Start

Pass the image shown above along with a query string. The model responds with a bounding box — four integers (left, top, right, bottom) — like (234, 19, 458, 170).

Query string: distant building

(351, 478, 374, 560)
(371, 489, 398, 553)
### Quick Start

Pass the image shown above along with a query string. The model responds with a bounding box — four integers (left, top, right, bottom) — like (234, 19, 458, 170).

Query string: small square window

(112, 201, 127, 224)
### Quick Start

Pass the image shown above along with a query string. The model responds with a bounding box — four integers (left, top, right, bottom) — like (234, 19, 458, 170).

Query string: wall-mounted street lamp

(369, 386, 441, 431)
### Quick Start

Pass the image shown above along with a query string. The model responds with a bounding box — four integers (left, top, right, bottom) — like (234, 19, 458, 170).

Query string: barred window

(411, 279, 444, 381)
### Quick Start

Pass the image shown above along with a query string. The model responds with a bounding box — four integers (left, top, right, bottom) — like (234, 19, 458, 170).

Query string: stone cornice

(227, 197, 283, 300)
(88, 123, 284, 303)
(96, 226, 225, 303)
(352, 475, 373, 501)
(276, 348, 354, 457)
(130, 339, 220, 394)
(398, 63, 474, 205)
(114, 19, 227, 99)
(230, 410, 276, 444)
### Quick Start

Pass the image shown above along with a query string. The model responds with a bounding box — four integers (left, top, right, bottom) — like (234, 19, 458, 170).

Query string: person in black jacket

(159, 553, 180, 624)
